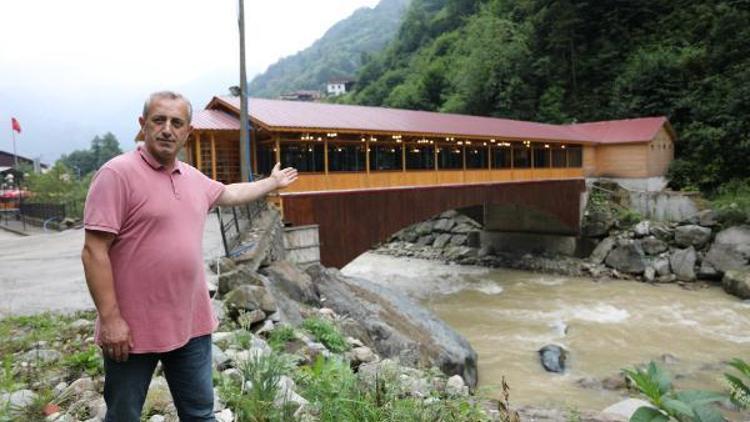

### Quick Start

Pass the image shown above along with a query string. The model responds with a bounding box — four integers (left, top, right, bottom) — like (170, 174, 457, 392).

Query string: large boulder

(538, 344, 567, 373)
(589, 237, 615, 264)
(433, 218, 456, 232)
(674, 225, 712, 248)
(605, 242, 646, 274)
(433, 233, 453, 249)
(306, 265, 478, 389)
(638, 236, 668, 256)
(703, 226, 750, 274)
(218, 267, 264, 296)
(582, 208, 615, 238)
(653, 256, 671, 277)
(633, 220, 651, 238)
(722, 270, 750, 299)
(261, 261, 319, 306)
(224, 285, 277, 315)
(670, 247, 697, 281)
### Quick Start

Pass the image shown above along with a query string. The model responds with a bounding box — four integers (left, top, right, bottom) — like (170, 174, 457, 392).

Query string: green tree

(59, 132, 122, 177)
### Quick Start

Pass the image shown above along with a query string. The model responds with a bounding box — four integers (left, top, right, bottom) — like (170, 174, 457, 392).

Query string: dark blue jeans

(103, 334, 215, 421)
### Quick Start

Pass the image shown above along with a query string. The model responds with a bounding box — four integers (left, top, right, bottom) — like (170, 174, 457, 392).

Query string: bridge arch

(281, 179, 586, 268)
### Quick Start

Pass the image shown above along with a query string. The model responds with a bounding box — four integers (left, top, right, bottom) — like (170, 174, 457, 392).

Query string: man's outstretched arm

(216, 162, 298, 207)
(81, 229, 132, 362)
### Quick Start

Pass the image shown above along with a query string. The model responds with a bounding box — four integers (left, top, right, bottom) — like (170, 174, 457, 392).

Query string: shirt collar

(137, 144, 183, 174)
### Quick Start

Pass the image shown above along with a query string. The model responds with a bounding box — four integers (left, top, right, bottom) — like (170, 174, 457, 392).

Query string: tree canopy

(345, 0, 750, 193)
(59, 132, 122, 177)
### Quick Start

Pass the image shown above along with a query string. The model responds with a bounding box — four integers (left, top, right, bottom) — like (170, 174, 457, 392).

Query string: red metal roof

(204, 96, 671, 144)
(191, 109, 240, 130)
(567, 116, 671, 144)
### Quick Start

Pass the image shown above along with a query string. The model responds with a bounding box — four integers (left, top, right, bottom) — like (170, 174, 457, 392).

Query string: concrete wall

(483, 203, 578, 235)
(283, 225, 320, 267)
(587, 177, 668, 192)
(628, 191, 702, 222)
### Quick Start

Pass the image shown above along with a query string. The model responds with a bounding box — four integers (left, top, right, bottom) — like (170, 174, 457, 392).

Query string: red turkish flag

(11, 117, 21, 134)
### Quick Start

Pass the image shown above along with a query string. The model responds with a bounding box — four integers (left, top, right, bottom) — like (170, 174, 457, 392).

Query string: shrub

(622, 361, 725, 422)
(711, 179, 750, 226)
(725, 358, 750, 410)
(301, 317, 349, 353)
(267, 325, 296, 353)
(64, 345, 103, 377)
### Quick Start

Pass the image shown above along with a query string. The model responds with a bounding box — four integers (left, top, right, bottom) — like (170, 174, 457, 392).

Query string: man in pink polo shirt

(81, 91, 297, 421)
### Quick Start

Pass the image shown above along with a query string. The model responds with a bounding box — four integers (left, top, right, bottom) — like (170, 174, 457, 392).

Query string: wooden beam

(401, 141, 406, 172)
(274, 135, 281, 166)
(195, 132, 202, 172)
(324, 139, 329, 175)
(211, 132, 217, 180)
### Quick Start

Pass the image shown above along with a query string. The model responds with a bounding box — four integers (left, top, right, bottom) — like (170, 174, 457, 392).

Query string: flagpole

(238, 0, 253, 182)
(11, 128, 17, 168)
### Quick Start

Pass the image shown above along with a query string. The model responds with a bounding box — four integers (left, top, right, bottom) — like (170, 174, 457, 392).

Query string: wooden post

(401, 140, 406, 172)
(324, 138, 329, 175)
(251, 128, 258, 178)
(434, 144, 439, 171)
(274, 135, 281, 165)
(488, 143, 492, 170)
(365, 138, 370, 175)
(195, 132, 203, 173)
(210, 132, 217, 180)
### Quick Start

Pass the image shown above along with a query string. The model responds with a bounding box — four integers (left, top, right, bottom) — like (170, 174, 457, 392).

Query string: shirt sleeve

(83, 167, 128, 234)
(202, 173, 226, 212)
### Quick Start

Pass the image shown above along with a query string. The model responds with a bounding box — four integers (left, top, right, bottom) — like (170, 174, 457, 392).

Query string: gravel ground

(0, 214, 224, 318)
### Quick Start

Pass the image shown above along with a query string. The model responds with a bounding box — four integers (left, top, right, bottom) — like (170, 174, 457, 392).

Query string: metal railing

(215, 200, 265, 257)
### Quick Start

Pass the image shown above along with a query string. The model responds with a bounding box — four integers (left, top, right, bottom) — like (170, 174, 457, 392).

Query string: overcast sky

(0, 0, 381, 164)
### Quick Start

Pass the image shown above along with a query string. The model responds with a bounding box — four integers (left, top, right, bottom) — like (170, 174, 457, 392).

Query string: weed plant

(267, 325, 296, 353)
(724, 358, 750, 410)
(301, 317, 349, 353)
(294, 356, 488, 421)
(622, 361, 725, 421)
(64, 345, 103, 378)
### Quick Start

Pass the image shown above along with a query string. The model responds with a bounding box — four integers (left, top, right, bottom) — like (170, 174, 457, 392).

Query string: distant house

(0, 150, 47, 172)
(326, 79, 354, 96)
(278, 90, 323, 102)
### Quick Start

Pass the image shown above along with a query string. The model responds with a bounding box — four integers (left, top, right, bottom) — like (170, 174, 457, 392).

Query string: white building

(326, 79, 352, 96)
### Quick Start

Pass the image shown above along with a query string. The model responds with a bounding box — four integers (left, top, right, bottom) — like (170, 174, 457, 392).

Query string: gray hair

(142, 91, 193, 123)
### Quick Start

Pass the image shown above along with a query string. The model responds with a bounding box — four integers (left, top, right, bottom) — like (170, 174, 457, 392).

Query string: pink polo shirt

(84, 146, 226, 353)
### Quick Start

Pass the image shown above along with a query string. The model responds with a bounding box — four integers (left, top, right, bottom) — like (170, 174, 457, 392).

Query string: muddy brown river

(343, 253, 750, 413)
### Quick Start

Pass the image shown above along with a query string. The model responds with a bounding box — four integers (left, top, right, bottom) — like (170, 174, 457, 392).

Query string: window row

(257, 143, 582, 174)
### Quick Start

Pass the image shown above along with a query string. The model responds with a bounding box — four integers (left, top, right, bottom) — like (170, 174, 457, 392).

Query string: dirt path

(0, 214, 224, 318)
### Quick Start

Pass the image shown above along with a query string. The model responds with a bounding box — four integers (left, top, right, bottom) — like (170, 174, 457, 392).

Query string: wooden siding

(282, 179, 586, 267)
(594, 144, 649, 178)
(647, 127, 674, 177)
(583, 145, 597, 177)
(279, 168, 583, 193)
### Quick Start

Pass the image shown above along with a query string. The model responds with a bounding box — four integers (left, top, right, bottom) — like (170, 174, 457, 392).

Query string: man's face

(139, 97, 192, 166)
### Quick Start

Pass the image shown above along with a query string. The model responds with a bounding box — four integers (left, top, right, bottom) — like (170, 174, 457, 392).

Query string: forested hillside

(343, 0, 750, 193)
(248, 0, 408, 98)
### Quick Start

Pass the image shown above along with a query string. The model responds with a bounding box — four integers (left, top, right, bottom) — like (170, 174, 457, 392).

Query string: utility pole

(238, 0, 254, 181)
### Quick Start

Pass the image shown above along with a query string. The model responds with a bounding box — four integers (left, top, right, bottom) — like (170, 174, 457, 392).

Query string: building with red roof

(176, 96, 674, 191)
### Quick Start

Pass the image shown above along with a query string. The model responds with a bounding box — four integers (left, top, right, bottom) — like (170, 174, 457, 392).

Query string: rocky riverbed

(377, 204, 750, 301)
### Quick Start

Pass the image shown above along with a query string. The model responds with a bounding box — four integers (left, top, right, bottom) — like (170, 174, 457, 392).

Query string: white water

(343, 253, 750, 413)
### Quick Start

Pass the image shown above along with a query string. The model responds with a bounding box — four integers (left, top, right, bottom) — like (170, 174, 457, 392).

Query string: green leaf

(629, 406, 669, 422)
(647, 361, 673, 395)
(691, 404, 726, 422)
(727, 358, 750, 378)
(674, 390, 726, 405)
(662, 399, 694, 418)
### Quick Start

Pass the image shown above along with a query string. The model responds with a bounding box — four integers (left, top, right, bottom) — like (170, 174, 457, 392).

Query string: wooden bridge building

(177, 97, 675, 266)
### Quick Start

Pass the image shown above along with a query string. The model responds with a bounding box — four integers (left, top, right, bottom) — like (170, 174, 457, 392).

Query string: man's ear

(138, 116, 145, 129)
